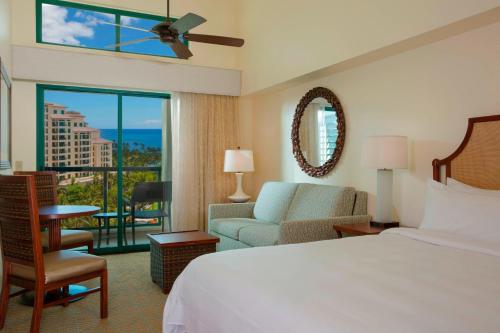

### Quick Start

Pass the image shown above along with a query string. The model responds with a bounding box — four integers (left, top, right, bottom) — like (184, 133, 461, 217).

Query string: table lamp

(224, 148, 254, 203)
(361, 136, 408, 228)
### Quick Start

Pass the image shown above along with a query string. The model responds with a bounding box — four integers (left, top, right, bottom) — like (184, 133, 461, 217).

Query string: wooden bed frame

(432, 114, 500, 190)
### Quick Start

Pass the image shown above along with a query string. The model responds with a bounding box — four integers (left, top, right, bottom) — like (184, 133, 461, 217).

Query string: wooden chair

(0, 175, 108, 333)
(15, 171, 94, 253)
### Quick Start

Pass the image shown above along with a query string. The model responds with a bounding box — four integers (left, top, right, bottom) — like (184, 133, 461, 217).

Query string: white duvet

(163, 228, 500, 333)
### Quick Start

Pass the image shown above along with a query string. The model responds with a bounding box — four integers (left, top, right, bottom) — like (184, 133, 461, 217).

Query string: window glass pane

(40, 1, 180, 58)
(43, 90, 117, 168)
(121, 96, 163, 167)
(120, 16, 177, 57)
(41, 3, 116, 49)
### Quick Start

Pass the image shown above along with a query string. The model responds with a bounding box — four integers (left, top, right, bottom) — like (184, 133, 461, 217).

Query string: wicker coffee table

(147, 231, 220, 293)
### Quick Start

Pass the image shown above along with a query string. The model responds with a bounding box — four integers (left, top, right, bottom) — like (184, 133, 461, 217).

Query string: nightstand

(333, 223, 386, 238)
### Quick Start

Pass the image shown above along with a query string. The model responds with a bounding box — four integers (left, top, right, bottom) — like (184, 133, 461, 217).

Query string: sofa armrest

(208, 202, 255, 220)
(279, 215, 372, 245)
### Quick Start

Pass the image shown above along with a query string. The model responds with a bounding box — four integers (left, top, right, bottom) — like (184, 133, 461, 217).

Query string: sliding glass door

(37, 84, 170, 253)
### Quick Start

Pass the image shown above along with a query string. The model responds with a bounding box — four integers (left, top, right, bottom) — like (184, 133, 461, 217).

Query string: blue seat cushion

(210, 218, 269, 240)
(238, 224, 280, 247)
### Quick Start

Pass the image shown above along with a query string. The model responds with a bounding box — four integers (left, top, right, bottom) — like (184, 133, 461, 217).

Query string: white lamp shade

(361, 136, 408, 170)
(224, 150, 254, 173)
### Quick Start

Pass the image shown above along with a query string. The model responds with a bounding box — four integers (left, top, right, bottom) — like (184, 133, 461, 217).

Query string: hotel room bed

(163, 114, 500, 333)
(163, 228, 500, 333)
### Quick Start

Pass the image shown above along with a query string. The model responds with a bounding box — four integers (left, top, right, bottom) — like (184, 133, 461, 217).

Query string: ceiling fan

(101, 0, 244, 59)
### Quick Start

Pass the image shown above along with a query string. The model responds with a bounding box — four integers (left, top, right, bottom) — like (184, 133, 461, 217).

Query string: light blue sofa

(208, 182, 370, 251)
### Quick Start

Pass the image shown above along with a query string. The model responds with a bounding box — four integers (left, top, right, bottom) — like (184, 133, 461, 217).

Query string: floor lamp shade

(362, 136, 408, 225)
(224, 149, 254, 203)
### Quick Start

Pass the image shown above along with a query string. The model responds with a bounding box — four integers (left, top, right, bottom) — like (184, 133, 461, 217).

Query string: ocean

(100, 129, 162, 149)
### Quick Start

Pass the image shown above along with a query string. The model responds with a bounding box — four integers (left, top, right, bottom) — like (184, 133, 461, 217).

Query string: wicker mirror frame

(291, 87, 346, 177)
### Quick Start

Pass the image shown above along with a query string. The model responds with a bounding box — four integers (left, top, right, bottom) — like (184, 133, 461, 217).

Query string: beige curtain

(171, 92, 239, 231)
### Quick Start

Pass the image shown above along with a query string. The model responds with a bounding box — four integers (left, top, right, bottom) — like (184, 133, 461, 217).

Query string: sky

(42, 3, 178, 57)
(45, 90, 165, 129)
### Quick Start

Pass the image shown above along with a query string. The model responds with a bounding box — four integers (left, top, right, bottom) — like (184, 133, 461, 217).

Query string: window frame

(37, 84, 171, 254)
(36, 0, 186, 59)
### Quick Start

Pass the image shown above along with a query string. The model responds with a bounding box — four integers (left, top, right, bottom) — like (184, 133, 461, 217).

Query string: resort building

(44, 102, 112, 179)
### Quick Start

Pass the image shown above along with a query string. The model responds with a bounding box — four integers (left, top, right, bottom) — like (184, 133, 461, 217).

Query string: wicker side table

(147, 231, 220, 294)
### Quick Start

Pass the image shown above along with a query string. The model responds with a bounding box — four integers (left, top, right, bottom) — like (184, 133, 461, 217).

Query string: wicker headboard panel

(433, 115, 500, 190)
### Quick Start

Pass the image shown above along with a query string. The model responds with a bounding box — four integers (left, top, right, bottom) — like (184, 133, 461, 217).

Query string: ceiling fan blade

(97, 20, 154, 33)
(170, 40, 193, 59)
(184, 33, 244, 47)
(169, 13, 207, 34)
(106, 37, 159, 49)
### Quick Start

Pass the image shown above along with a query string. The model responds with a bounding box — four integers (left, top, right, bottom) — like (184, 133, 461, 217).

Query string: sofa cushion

(253, 182, 299, 224)
(210, 218, 269, 240)
(353, 191, 368, 216)
(239, 224, 280, 247)
(285, 184, 356, 221)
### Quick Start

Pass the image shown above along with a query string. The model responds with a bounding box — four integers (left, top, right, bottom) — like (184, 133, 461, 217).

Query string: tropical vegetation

(57, 143, 162, 229)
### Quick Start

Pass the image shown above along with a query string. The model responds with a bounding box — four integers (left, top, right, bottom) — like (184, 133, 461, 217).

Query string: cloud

(42, 4, 94, 45)
(42, 4, 143, 46)
(121, 16, 140, 25)
(75, 10, 139, 26)
(143, 119, 162, 125)
(95, 12, 115, 22)
(75, 10, 117, 26)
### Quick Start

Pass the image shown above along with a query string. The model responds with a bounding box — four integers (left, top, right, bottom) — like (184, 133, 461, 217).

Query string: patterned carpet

(2, 252, 167, 333)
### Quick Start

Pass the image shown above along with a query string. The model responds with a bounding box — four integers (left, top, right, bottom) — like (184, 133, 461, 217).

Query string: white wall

(13, 46, 241, 96)
(237, 0, 500, 94)
(0, 0, 11, 74)
(11, 0, 241, 70)
(247, 22, 500, 227)
(11, 81, 35, 170)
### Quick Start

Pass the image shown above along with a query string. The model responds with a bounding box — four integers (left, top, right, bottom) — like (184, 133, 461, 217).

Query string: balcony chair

(0, 175, 108, 333)
(14, 171, 94, 253)
(125, 181, 172, 244)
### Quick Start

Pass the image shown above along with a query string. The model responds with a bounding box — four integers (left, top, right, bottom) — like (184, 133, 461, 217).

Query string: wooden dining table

(38, 205, 100, 252)
(21, 205, 100, 306)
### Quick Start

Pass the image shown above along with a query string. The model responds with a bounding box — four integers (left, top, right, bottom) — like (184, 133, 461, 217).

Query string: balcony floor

(68, 225, 167, 250)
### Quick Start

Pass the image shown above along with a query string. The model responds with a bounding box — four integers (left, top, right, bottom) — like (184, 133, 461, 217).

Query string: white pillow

(447, 178, 500, 197)
(420, 179, 500, 243)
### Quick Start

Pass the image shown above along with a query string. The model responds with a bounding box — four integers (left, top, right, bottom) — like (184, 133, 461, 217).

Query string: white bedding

(163, 228, 500, 333)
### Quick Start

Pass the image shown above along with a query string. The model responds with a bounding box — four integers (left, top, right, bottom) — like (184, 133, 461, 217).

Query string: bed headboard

(432, 115, 500, 190)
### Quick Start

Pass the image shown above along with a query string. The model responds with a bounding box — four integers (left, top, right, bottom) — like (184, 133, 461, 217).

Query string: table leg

(106, 217, 110, 246)
(336, 230, 343, 239)
(123, 216, 128, 246)
(97, 217, 102, 248)
(47, 219, 62, 252)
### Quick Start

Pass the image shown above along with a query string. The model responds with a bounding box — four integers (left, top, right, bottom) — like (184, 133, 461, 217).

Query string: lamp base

(228, 194, 251, 203)
(228, 172, 251, 203)
(370, 221, 400, 229)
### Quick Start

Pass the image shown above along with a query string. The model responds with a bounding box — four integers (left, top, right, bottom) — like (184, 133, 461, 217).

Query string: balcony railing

(44, 166, 162, 228)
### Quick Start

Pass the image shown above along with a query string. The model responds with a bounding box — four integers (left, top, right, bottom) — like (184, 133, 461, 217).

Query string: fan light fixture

(101, 0, 245, 59)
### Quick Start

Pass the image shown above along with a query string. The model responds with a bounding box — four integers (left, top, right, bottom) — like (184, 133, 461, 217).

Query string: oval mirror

(291, 87, 345, 177)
